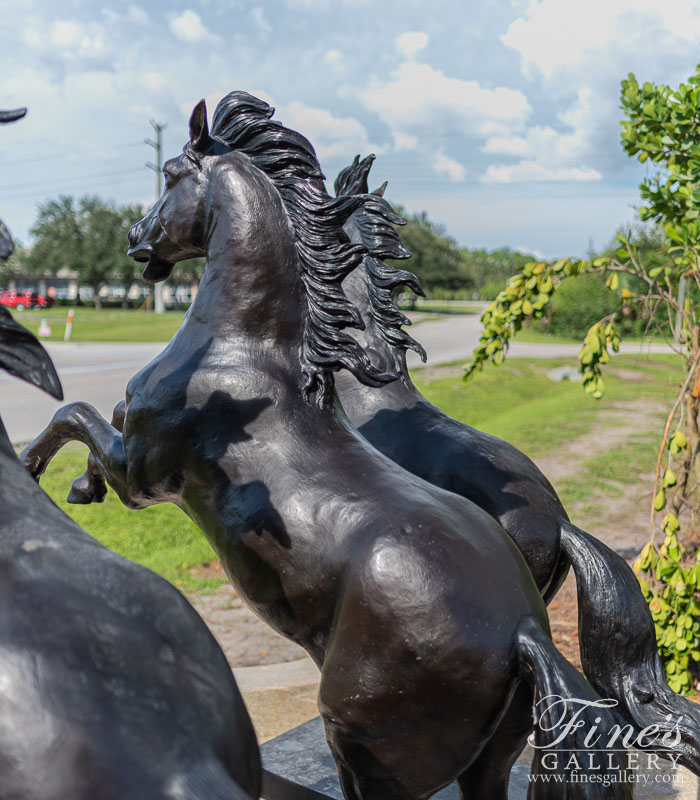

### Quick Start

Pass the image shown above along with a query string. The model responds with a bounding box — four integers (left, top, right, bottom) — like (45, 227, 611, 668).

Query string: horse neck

(185, 202, 307, 372)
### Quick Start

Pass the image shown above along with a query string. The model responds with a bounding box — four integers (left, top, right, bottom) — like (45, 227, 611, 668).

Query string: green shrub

(544, 272, 646, 338)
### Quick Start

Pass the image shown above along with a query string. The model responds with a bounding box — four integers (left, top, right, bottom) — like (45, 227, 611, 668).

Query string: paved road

(0, 342, 165, 445)
(1, 319, 676, 444)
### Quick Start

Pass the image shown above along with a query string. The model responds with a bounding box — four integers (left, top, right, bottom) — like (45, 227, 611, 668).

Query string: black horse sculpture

(0, 322, 261, 799)
(22, 92, 638, 799)
(333, 153, 700, 772)
(0, 114, 259, 796)
(0, 107, 26, 260)
(0, 311, 260, 799)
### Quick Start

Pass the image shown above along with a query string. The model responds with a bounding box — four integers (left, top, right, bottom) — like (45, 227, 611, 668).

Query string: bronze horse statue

(334, 153, 700, 771)
(22, 92, 641, 799)
(0, 106, 260, 799)
(0, 107, 27, 259)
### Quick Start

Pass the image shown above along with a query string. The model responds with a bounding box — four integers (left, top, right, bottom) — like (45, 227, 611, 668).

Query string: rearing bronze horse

(334, 154, 700, 774)
(22, 92, 636, 799)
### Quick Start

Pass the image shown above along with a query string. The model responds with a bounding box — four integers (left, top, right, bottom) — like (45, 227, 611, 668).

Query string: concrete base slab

(260, 716, 530, 800)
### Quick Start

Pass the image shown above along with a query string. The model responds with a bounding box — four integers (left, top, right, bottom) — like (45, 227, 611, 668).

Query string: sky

(2, 0, 700, 258)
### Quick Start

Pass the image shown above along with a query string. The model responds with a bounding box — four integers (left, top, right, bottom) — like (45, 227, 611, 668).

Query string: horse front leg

(20, 401, 131, 507)
(67, 400, 126, 505)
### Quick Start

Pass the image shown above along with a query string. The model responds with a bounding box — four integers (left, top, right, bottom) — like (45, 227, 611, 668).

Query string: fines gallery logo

(529, 695, 685, 775)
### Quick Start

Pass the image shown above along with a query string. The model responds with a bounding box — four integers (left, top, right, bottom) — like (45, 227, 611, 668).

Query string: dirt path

(532, 396, 666, 669)
(533, 396, 664, 487)
(188, 577, 307, 667)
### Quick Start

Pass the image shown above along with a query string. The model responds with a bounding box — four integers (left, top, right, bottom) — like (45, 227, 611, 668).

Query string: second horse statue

(22, 91, 686, 799)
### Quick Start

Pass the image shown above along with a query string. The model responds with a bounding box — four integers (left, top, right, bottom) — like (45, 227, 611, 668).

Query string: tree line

(391, 207, 536, 299)
(4, 196, 204, 308)
(4, 193, 537, 309)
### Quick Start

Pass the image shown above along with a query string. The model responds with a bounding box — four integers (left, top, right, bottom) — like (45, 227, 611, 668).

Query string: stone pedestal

(260, 716, 531, 800)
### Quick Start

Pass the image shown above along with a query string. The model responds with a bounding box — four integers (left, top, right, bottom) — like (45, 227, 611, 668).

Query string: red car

(0, 290, 53, 310)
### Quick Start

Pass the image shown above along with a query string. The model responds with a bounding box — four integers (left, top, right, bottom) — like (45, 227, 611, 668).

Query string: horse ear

(0, 108, 26, 125)
(189, 100, 210, 152)
(372, 181, 388, 197)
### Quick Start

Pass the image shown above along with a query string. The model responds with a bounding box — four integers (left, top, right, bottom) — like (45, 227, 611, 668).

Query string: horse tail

(169, 759, 256, 800)
(515, 616, 633, 798)
(560, 520, 700, 773)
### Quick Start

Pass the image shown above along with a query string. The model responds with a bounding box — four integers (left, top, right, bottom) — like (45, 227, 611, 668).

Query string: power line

(0, 140, 146, 169)
(0, 173, 148, 201)
(0, 167, 146, 196)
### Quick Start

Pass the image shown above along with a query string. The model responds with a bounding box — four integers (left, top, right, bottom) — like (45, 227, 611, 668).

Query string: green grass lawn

(412, 354, 678, 459)
(39, 445, 221, 592)
(33, 353, 679, 593)
(12, 308, 185, 342)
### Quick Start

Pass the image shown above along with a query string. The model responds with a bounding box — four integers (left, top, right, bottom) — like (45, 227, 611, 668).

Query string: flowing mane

(209, 92, 395, 405)
(335, 154, 427, 366)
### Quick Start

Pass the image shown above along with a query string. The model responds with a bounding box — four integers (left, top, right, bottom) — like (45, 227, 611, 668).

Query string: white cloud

(23, 19, 111, 70)
(394, 132, 418, 151)
(169, 10, 217, 43)
(141, 72, 165, 92)
(432, 150, 465, 183)
(323, 50, 346, 73)
(481, 87, 602, 184)
(482, 135, 531, 157)
(249, 7, 271, 35)
(395, 32, 429, 59)
(282, 0, 374, 8)
(502, 0, 700, 79)
(102, 5, 149, 26)
(360, 61, 531, 151)
(515, 245, 545, 260)
(278, 101, 382, 161)
(481, 162, 601, 183)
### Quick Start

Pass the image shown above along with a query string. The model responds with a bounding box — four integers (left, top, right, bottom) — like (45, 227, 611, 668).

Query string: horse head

(128, 101, 219, 281)
(129, 92, 398, 403)
(336, 155, 427, 366)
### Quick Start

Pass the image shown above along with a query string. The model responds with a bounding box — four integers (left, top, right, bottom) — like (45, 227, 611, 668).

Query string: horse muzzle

(128, 217, 176, 282)
(127, 244, 175, 282)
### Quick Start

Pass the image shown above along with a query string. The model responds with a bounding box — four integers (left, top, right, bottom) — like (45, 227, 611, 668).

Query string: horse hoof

(67, 479, 106, 505)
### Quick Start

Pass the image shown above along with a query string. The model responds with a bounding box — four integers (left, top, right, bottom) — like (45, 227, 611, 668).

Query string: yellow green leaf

(654, 489, 667, 511)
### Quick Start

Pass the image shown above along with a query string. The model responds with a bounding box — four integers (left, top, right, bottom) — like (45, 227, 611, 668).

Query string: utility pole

(145, 119, 167, 314)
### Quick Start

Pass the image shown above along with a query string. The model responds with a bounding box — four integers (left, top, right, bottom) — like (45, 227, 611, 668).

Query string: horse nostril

(128, 222, 142, 245)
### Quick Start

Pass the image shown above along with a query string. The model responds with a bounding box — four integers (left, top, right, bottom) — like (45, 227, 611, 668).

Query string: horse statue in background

(22, 91, 648, 799)
(0, 106, 260, 799)
(0, 107, 26, 260)
(334, 153, 700, 772)
(0, 310, 262, 799)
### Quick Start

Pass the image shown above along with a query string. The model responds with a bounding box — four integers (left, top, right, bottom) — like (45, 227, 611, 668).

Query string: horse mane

(209, 92, 395, 406)
(335, 155, 427, 366)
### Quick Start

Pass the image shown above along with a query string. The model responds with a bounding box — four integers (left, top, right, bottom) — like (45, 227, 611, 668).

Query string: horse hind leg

(456, 681, 533, 800)
(68, 400, 125, 505)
